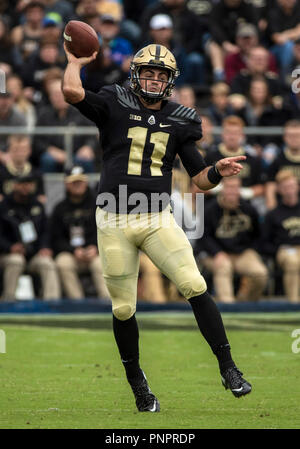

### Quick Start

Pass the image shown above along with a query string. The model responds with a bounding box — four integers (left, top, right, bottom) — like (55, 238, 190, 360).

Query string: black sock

(112, 314, 143, 383)
(188, 291, 235, 373)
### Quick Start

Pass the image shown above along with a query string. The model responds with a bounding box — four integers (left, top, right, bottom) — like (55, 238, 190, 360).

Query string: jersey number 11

(127, 126, 170, 176)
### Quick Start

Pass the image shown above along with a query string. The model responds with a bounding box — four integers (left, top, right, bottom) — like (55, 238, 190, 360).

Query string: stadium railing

(0, 125, 284, 169)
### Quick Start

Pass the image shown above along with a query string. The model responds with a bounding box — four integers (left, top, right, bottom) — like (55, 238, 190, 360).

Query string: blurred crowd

(0, 0, 300, 303)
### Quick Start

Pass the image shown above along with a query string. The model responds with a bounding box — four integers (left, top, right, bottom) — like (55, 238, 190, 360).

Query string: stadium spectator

(208, 0, 259, 82)
(43, 0, 75, 25)
(185, 0, 213, 31)
(269, 0, 300, 78)
(50, 166, 109, 299)
(262, 170, 300, 303)
(0, 16, 18, 69)
(232, 76, 292, 148)
(200, 176, 268, 303)
(80, 44, 128, 93)
(230, 46, 283, 99)
(40, 12, 64, 50)
(10, 1, 45, 63)
(140, 0, 207, 77)
(20, 37, 65, 92)
(75, 0, 99, 24)
(145, 14, 188, 86)
(6, 74, 37, 128)
(225, 22, 277, 85)
(206, 82, 235, 126)
(205, 116, 265, 200)
(147, 13, 205, 86)
(195, 114, 217, 158)
(96, 1, 141, 48)
(250, 0, 272, 40)
(176, 85, 198, 109)
(265, 120, 300, 210)
(0, 90, 27, 154)
(37, 66, 64, 110)
(77, 0, 136, 46)
(0, 175, 61, 301)
(96, 13, 133, 76)
(0, 135, 45, 203)
(32, 79, 97, 172)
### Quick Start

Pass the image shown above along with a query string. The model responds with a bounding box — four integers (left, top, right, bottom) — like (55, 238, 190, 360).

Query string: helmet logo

(148, 115, 156, 125)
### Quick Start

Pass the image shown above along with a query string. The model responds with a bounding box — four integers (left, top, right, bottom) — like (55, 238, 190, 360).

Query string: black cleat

(221, 366, 252, 398)
(129, 371, 160, 412)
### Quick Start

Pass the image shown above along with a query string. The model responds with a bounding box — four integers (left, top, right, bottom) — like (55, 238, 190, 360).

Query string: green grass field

(0, 312, 299, 429)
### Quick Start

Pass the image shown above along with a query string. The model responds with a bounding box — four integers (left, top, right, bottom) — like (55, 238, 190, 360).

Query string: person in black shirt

(208, 0, 259, 81)
(201, 176, 268, 303)
(33, 78, 98, 172)
(50, 166, 109, 299)
(205, 115, 264, 201)
(230, 46, 283, 99)
(61, 42, 252, 411)
(0, 175, 60, 301)
(269, 0, 300, 77)
(265, 119, 300, 210)
(0, 135, 45, 203)
(262, 170, 300, 302)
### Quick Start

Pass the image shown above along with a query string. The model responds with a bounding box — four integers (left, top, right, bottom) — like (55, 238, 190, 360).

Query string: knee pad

(177, 271, 207, 300)
(113, 304, 136, 321)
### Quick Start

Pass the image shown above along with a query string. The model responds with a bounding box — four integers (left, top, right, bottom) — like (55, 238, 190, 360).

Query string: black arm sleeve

(177, 139, 207, 178)
(71, 87, 111, 126)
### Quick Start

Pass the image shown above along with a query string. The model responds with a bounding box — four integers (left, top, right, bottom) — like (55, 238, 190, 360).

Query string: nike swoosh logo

(159, 123, 171, 128)
(232, 387, 244, 392)
(149, 402, 157, 412)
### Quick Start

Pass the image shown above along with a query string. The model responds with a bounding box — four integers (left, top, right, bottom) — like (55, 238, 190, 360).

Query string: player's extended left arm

(192, 156, 246, 190)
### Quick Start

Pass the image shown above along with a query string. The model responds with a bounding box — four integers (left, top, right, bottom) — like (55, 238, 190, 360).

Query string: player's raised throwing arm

(192, 156, 247, 190)
(62, 43, 97, 104)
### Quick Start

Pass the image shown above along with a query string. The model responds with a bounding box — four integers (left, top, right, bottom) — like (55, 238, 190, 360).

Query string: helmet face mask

(130, 45, 180, 104)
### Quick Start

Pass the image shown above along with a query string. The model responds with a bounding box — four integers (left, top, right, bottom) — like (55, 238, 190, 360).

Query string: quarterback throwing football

(62, 43, 251, 412)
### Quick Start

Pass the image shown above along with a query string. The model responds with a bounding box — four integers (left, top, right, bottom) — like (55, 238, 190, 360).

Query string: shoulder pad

(114, 84, 141, 111)
(168, 104, 201, 125)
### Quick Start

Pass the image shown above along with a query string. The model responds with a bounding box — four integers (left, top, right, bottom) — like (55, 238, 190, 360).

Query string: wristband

(207, 164, 223, 185)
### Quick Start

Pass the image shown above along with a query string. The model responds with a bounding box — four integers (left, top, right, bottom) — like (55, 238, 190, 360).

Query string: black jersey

(0, 162, 44, 198)
(71, 85, 206, 213)
(261, 201, 300, 256)
(267, 148, 300, 183)
(205, 143, 263, 187)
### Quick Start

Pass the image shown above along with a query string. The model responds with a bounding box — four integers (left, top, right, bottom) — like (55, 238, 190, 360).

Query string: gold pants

(96, 206, 207, 320)
(203, 249, 268, 303)
(0, 253, 61, 300)
(277, 246, 300, 303)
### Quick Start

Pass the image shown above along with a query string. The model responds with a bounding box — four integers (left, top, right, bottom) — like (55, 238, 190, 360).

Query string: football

(63, 20, 100, 58)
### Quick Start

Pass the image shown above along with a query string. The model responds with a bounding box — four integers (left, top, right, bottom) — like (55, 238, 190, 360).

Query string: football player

(62, 43, 252, 412)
